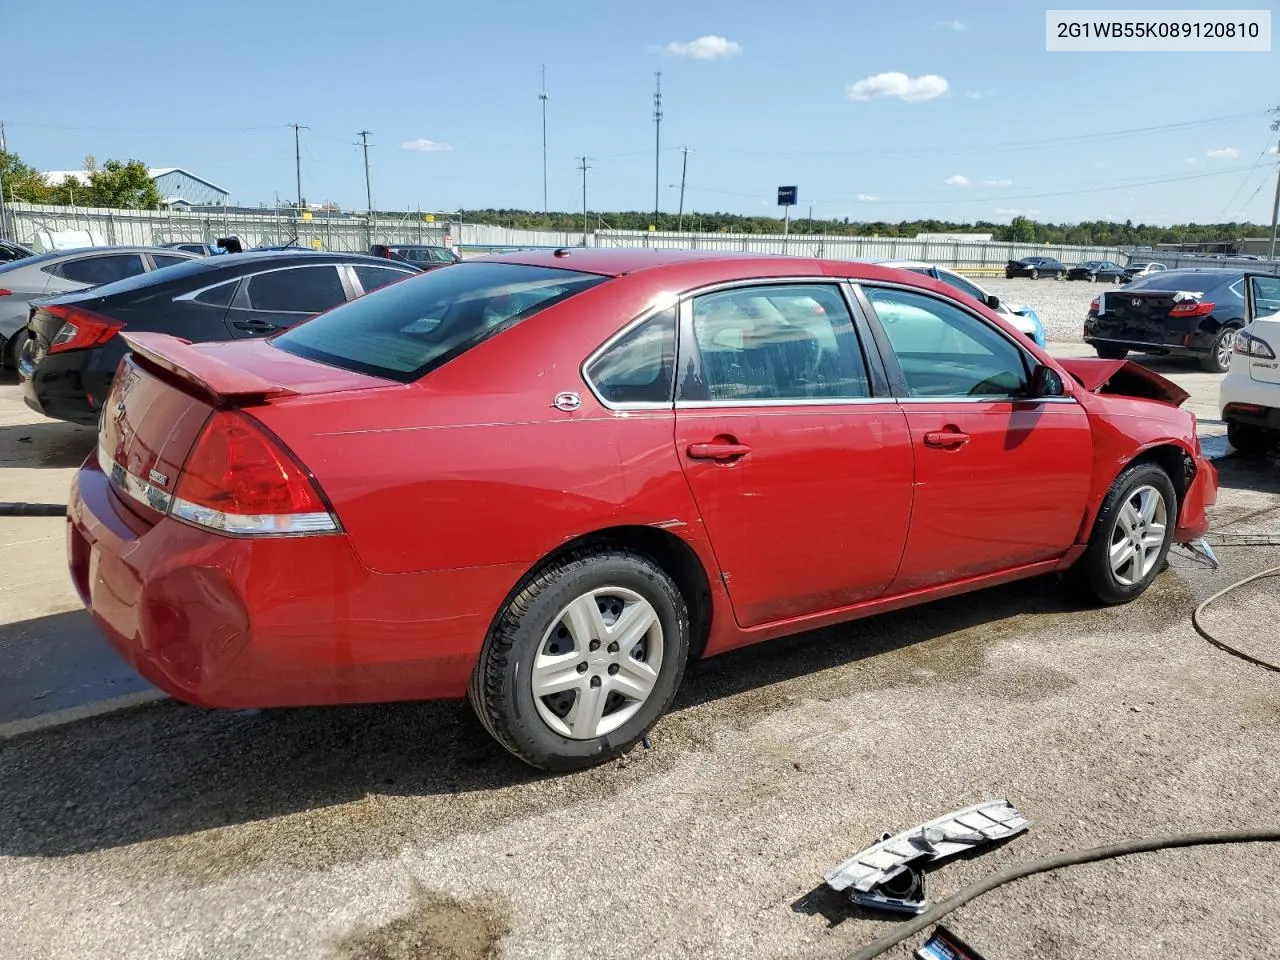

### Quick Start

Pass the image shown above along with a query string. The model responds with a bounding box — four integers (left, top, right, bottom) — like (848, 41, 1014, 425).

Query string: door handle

(923, 430, 971, 449)
(232, 319, 277, 332)
(687, 441, 752, 461)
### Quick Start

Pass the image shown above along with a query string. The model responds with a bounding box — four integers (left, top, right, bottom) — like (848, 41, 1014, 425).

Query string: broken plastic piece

(825, 800, 1032, 895)
(850, 863, 928, 915)
(1178, 537, 1220, 570)
(915, 925, 989, 960)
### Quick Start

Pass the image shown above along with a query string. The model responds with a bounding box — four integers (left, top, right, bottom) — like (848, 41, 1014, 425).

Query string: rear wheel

(1087, 273, 1097, 282)
(1055, 270, 1064, 280)
(2, 330, 27, 374)
(1200, 327, 1237, 373)
(1095, 345, 1129, 360)
(469, 546, 689, 772)
(1227, 422, 1276, 456)
(1030, 268, 1040, 280)
(1069, 462, 1176, 605)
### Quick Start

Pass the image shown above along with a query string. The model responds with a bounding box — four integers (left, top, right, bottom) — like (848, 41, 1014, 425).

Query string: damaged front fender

(1056, 357, 1190, 408)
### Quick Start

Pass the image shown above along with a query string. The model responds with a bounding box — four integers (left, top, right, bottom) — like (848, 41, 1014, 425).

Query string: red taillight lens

(171, 411, 337, 535)
(45, 304, 124, 354)
(1089, 298, 1099, 313)
(0, 288, 12, 297)
(1168, 300, 1215, 318)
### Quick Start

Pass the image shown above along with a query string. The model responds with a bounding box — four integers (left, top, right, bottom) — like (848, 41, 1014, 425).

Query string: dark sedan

(1067, 260, 1127, 283)
(1083, 268, 1246, 373)
(1005, 256, 1065, 280)
(369, 243, 460, 271)
(19, 251, 418, 424)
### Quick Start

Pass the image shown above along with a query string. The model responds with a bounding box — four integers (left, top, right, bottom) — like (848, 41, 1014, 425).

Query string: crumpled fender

(1056, 357, 1190, 408)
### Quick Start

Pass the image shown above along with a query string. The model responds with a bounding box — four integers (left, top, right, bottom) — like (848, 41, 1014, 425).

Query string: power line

(1217, 132, 1279, 219)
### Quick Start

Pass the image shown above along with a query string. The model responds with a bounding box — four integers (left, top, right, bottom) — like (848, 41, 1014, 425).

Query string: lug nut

(590, 675, 602, 688)
(608, 664, 620, 676)
(577, 662, 588, 674)
(607, 641, 619, 653)
(589, 640, 600, 651)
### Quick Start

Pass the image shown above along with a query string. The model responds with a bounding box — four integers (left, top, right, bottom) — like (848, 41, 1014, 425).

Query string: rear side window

(194, 280, 238, 307)
(57, 254, 146, 285)
(354, 265, 413, 294)
(273, 262, 604, 382)
(151, 254, 189, 269)
(586, 307, 675, 405)
(243, 266, 346, 312)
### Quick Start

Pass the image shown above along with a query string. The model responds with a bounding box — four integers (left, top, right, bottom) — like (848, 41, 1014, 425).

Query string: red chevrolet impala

(68, 250, 1217, 770)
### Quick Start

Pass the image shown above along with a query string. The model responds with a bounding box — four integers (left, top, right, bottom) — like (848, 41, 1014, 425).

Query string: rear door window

(56, 254, 147, 285)
(150, 254, 189, 270)
(353, 265, 414, 294)
(586, 307, 676, 405)
(243, 265, 347, 313)
(273, 262, 604, 382)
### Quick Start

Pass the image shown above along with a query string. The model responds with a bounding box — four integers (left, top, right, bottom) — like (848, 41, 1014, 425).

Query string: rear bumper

(1220, 368, 1280, 429)
(1083, 334, 1215, 359)
(19, 349, 114, 426)
(67, 459, 522, 707)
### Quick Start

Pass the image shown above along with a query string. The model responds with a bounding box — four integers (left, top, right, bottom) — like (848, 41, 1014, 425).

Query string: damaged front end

(1055, 357, 1190, 407)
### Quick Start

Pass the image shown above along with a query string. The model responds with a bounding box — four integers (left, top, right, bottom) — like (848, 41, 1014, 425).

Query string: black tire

(1087, 273, 1097, 282)
(1055, 270, 1064, 281)
(1069, 462, 1176, 606)
(1030, 268, 1040, 280)
(469, 546, 689, 772)
(1199, 326, 1238, 373)
(1095, 345, 1129, 360)
(1227, 422, 1276, 456)
(2, 330, 26, 373)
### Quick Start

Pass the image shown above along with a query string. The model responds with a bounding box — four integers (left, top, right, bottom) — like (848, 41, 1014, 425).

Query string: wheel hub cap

(1108, 485, 1168, 586)
(530, 587, 664, 740)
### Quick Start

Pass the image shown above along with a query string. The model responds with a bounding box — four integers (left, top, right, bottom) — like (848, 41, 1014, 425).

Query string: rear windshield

(1124, 270, 1234, 292)
(272, 261, 605, 382)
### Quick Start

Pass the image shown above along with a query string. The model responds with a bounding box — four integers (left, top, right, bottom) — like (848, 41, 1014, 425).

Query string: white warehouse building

(40, 167, 229, 208)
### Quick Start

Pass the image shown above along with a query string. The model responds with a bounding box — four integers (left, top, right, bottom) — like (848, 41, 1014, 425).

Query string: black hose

(847, 828, 1280, 960)
(1191, 566, 1280, 674)
(0, 502, 68, 517)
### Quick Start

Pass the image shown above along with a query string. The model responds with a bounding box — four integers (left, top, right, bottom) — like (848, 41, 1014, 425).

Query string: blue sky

(4, 0, 1276, 224)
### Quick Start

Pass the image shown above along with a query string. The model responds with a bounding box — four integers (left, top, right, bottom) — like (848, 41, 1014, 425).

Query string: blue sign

(777, 185, 798, 206)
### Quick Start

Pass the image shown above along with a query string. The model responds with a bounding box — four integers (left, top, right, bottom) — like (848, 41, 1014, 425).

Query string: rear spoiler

(122, 332, 299, 404)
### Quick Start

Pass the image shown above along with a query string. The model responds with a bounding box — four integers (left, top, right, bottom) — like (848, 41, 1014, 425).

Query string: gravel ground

(980, 276, 1108, 343)
(1, 456, 1278, 960)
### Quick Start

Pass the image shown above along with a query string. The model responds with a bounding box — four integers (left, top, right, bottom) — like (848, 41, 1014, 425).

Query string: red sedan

(68, 250, 1217, 770)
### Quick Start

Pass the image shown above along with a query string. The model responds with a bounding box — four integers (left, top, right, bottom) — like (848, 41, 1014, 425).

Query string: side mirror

(1030, 363, 1065, 398)
(985, 294, 1000, 310)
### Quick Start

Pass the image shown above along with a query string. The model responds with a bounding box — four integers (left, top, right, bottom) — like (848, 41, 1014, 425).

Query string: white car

(1220, 274, 1280, 455)
(873, 260, 1046, 347)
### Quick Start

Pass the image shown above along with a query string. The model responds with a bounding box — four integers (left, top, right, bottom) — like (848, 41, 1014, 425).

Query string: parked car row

(1006, 256, 1173, 283)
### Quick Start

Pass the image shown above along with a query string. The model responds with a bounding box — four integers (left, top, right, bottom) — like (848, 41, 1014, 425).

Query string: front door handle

(687, 441, 752, 461)
(923, 430, 971, 449)
(232, 319, 277, 333)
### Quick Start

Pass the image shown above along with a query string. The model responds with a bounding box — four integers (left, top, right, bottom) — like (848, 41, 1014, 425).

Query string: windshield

(272, 261, 605, 382)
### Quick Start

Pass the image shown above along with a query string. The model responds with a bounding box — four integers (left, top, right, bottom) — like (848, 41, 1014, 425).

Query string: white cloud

(945, 174, 970, 187)
(856, 194, 879, 201)
(401, 139, 453, 153)
(846, 72, 949, 102)
(934, 19, 966, 30)
(983, 178, 1013, 186)
(1206, 146, 1239, 158)
(664, 35, 742, 59)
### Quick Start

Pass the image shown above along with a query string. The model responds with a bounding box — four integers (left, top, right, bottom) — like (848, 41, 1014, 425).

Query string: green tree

(0, 150, 52, 203)
(1006, 216, 1036, 243)
(84, 158, 160, 209)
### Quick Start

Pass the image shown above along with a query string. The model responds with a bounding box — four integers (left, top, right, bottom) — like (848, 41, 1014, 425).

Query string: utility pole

(1269, 109, 1280, 262)
(287, 123, 307, 212)
(677, 147, 689, 232)
(539, 65, 549, 216)
(357, 130, 373, 216)
(0, 120, 9, 239)
(653, 72, 662, 222)
(807, 204, 813, 233)
(578, 156, 591, 247)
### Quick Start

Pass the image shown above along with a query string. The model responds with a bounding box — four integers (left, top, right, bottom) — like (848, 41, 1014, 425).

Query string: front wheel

(2, 330, 27, 374)
(1030, 268, 1040, 280)
(469, 546, 689, 772)
(1055, 270, 1064, 280)
(1227, 422, 1276, 456)
(1087, 273, 1097, 283)
(1095, 345, 1129, 360)
(1200, 327, 1237, 373)
(1069, 462, 1176, 605)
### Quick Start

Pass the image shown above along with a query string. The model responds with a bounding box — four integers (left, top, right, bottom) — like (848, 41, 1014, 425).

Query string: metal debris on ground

(824, 801, 1031, 914)
(914, 924, 989, 960)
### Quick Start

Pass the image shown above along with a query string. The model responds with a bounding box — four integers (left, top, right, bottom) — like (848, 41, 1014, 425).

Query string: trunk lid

(99, 334, 393, 524)
(1055, 357, 1190, 407)
(1242, 274, 1280, 385)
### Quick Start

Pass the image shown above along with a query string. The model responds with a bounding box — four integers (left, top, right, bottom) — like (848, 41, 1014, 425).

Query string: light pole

(539, 65, 549, 216)
(578, 156, 591, 246)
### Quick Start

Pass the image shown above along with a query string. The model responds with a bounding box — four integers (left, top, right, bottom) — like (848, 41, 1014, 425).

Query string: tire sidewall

(1083, 463, 1177, 605)
(487, 552, 688, 770)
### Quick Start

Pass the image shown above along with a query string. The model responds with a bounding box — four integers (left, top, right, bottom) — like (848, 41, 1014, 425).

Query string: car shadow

(0, 420, 95, 470)
(0, 576, 1075, 860)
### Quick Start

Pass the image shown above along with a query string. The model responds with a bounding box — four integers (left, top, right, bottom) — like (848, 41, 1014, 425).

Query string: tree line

(1, 151, 160, 209)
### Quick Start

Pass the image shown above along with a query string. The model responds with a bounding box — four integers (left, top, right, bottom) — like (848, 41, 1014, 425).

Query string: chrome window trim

(174, 277, 239, 303)
(580, 301, 679, 412)
(895, 395, 1079, 405)
(676, 397, 899, 409)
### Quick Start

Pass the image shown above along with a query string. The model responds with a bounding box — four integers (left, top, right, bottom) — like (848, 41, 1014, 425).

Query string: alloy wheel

(1217, 329, 1237, 371)
(530, 587, 664, 739)
(1108, 485, 1168, 586)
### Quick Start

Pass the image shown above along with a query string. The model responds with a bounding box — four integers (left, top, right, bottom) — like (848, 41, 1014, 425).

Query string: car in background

(369, 243, 460, 271)
(876, 260, 1045, 347)
(19, 250, 417, 424)
(1067, 260, 1127, 283)
(1083, 268, 1246, 372)
(1005, 256, 1066, 280)
(68, 250, 1217, 772)
(1220, 273, 1280, 454)
(0, 239, 35, 263)
(0, 246, 198, 372)
(1121, 261, 1167, 283)
(160, 241, 222, 257)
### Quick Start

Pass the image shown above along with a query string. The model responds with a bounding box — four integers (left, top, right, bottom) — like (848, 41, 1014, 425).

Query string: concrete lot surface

(1, 277, 1278, 959)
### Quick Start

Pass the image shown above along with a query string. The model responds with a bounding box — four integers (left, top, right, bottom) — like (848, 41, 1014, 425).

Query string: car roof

(478, 248, 837, 277)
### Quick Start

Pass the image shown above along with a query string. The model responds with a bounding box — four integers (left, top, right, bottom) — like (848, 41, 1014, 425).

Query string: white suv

(1220, 274, 1280, 455)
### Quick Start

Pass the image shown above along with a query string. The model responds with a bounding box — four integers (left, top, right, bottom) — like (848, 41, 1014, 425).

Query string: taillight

(1235, 329, 1277, 359)
(171, 411, 338, 536)
(45, 304, 124, 354)
(0, 288, 12, 297)
(1089, 298, 1099, 313)
(1168, 300, 1215, 318)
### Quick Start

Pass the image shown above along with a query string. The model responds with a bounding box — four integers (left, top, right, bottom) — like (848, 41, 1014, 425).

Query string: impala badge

(552, 391, 582, 412)
(148, 468, 169, 487)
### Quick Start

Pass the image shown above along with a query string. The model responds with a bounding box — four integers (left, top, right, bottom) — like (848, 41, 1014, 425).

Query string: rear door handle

(232, 319, 277, 333)
(923, 430, 971, 449)
(687, 441, 752, 461)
